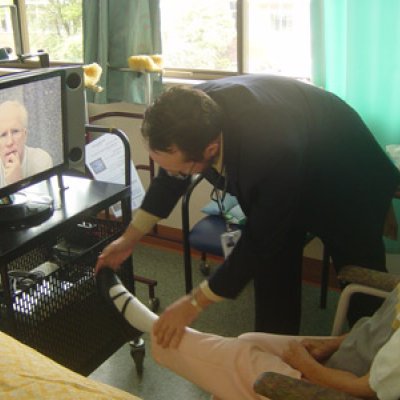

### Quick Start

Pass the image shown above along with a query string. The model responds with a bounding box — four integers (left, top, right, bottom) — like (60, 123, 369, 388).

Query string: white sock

(109, 284, 158, 333)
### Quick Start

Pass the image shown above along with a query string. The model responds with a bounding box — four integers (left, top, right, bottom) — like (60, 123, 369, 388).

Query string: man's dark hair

(141, 86, 223, 161)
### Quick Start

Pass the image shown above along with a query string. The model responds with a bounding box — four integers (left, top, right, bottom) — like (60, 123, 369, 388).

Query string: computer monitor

(0, 67, 85, 227)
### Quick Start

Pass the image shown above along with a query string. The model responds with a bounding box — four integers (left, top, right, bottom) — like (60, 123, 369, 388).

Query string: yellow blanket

(0, 331, 140, 400)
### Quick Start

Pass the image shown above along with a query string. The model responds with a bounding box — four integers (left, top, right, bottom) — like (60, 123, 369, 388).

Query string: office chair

(181, 174, 332, 309)
(253, 264, 400, 400)
(182, 174, 244, 292)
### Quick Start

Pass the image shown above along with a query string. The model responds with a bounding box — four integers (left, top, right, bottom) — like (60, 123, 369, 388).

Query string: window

(0, 0, 82, 63)
(1, 1, 310, 78)
(161, 0, 238, 73)
(24, 0, 82, 62)
(0, 2, 19, 54)
(161, 0, 311, 79)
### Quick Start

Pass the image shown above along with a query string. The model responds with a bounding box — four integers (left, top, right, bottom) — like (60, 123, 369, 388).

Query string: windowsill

(162, 77, 205, 87)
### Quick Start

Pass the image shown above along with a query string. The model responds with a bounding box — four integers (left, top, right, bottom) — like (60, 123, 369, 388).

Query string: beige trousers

(152, 329, 314, 400)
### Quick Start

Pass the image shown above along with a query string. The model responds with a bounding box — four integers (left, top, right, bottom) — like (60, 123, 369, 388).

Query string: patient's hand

(301, 338, 339, 362)
(282, 340, 318, 374)
(301, 337, 343, 362)
(4, 152, 22, 184)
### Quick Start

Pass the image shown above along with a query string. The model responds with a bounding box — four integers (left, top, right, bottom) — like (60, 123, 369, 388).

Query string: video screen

(0, 74, 64, 190)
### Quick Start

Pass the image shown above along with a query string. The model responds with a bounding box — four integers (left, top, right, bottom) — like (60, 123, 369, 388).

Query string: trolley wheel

(130, 338, 145, 376)
(199, 260, 211, 276)
(149, 297, 160, 312)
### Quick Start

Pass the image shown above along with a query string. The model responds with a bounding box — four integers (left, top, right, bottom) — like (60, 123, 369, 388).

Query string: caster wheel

(130, 338, 145, 376)
(149, 297, 160, 312)
(199, 261, 211, 276)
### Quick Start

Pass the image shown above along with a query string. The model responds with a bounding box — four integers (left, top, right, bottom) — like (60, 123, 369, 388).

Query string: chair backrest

(332, 265, 400, 335)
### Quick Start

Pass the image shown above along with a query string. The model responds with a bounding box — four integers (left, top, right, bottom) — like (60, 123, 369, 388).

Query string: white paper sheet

(85, 133, 145, 217)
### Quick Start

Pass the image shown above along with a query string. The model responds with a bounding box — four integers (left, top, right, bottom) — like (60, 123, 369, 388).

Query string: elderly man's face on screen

(0, 101, 27, 165)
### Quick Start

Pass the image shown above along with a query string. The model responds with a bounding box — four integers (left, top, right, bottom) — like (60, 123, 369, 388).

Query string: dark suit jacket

(141, 75, 400, 298)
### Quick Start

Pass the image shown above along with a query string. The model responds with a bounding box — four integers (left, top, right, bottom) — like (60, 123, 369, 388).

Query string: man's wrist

(189, 290, 204, 312)
(189, 287, 214, 312)
(199, 280, 225, 302)
(123, 224, 144, 245)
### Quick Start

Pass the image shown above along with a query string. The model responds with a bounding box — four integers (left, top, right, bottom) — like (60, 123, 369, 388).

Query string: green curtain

(311, 0, 400, 252)
(83, 0, 162, 104)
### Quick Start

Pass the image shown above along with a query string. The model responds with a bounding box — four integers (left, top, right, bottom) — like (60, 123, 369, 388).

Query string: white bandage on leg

(109, 284, 158, 333)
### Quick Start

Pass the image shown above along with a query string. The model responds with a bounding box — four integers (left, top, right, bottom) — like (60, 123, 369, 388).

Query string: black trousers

(252, 224, 387, 335)
(253, 228, 306, 334)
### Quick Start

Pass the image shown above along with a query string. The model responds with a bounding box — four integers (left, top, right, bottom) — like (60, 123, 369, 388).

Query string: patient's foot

(96, 267, 157, 333)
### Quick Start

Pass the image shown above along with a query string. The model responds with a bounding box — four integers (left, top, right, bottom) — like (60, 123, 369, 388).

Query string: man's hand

(95, 225, 145, 274)
(4, 152, 22, 184)
(153, 295, 200, 349)
(95, 235, 134, 273)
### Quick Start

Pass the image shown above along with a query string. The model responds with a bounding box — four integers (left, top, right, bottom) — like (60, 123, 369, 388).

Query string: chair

(253, 265, 400, 400)
(181, 174, 234, 292)
(181, 174, 332, 309)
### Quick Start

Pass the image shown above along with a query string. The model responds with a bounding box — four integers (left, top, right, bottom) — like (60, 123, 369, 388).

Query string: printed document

(85, 133, 145, 217)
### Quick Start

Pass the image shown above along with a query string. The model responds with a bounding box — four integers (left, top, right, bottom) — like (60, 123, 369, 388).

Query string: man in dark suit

(96, 75, 400, 348)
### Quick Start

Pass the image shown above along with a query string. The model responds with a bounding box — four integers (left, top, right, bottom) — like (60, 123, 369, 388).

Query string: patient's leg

(152, 330, 303, 400)
(97, 268, 302, 400)
(96, 267, 157, 333)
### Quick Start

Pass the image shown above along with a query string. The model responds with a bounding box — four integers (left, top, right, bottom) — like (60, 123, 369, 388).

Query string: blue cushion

(189, 215, 227, 256)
